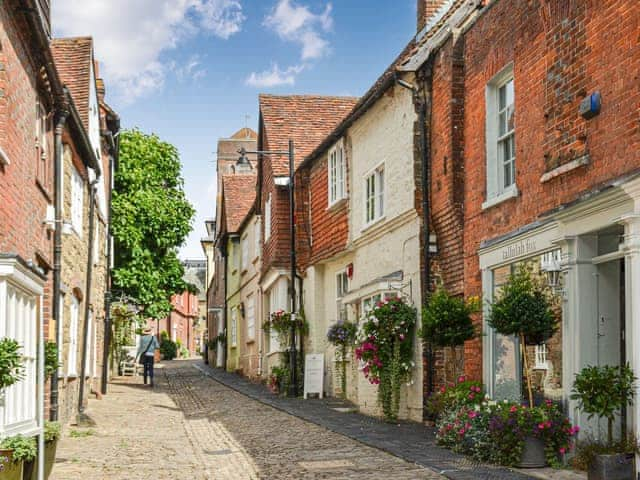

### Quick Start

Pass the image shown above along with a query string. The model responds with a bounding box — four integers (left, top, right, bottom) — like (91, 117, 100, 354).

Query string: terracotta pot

(588, 453, 634, 480)
(518, 436, 547, 468)
(0, 450, 23, 480)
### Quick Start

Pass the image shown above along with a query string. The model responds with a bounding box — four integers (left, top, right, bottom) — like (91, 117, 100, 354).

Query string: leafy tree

(112, 129, 195, 319)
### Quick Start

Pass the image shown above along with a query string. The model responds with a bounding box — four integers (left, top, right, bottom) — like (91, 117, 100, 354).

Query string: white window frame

(85, 310, 93, 377)
(57, 294, 65, 378)
(230, 308, 238, 347)
(232, 239, 239, 272)
(264, 193, 272, 241)
(361, 291, 399, 315)
(336, 272, 349, 299)
(268, 279, 286, 353)
(71, 166, 84, 237)
(68, 296, 79, 377)
(254, 218, 261, 260)
(483, 64, 518, 209)
(241, 234, 249, 272)
(0, 259, 42, 437)
(534, 343, 549, 370)
(328, 139, 346, 206)
(246, 294, 255, 341)
(364, 164, 385, 226)
(93, 222, 100, 265)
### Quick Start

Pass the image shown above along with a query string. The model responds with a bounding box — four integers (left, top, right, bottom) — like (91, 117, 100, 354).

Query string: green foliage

(160, 339, 177, 360)
(0, 338, 24, 390)
(0, 435, 36, 463)
(355, 298, 417, 422)
(268, 365, 289, 395)
(44, 421, 61, 443)
(421, 289, 480, 347)
(571, 364, 636, 446)
(571, 435, 639, 471)
(263, 310, 309, 351)
(180, 346, 189, 358)
(160, 330, 169, 342)
(44, 341, 59, 378)
(488, 265, 558, 345)
(112, 129, 195, 319)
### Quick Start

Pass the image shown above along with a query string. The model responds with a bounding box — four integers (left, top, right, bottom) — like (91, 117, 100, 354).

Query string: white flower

(410, 361, 415, 367)
(474, 405, 481, 411)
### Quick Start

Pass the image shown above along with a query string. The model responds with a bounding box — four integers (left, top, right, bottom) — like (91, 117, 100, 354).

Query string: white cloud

(245, 63, 304, 88)
(264, 0, 333, 61)
(174, 55, 207, 82)
(53, 0, 245, 104)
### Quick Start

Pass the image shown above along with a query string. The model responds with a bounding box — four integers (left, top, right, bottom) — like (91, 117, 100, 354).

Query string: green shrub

(160, 339, 177, 360)
(426, 376, 483, 418)
(571, 364, 636, 446)
(44, 421, 62, 443)
(421, 289, 480, 347)
(44, 341, 59, 378)
(0, 435, 36, 463)
(0, 338, 24, 390)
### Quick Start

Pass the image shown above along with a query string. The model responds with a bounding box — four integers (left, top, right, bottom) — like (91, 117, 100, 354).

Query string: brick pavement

(51, 360, 444, 479)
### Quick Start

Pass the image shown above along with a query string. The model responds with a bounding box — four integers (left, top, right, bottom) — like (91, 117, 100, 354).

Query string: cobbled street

(51, 360, 444, 480)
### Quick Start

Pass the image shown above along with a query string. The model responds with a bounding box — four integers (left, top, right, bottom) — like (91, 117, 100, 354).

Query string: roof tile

(222, 173, 257, 233)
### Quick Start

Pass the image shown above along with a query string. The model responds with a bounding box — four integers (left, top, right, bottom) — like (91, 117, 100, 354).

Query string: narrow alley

(50, 361, 444, 480)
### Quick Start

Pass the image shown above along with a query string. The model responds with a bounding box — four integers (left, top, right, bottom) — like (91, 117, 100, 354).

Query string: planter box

(588, 453, 634, 480)
(0, 450, 23, 480)
(28, 440, 57, 480)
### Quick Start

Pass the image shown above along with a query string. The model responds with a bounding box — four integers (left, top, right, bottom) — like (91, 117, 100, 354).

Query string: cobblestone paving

(51, 360, 444, 479)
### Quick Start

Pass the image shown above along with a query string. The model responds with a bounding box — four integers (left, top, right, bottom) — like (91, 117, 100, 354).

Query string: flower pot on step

(0, 450, 23, 480)
(518, 436, 547, 468)
(588, 453, 634, 480)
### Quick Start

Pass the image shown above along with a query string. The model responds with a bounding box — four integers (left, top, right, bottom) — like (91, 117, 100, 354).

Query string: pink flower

(457, 375, 466, 383)
(538, 423, 545, 430)
(399, 334, 405, 341)
(458, 428, 466, 435)
(468, 411, 477, 419)
(574, 425, 580, 433)
(559, 447, 566, 454)
(468, 393, 475, 400)
(440, 386, 446, 393)
(510, 405, 518, 413)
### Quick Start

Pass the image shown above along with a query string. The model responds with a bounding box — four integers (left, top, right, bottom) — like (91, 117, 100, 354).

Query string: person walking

(137, 327, 160, 386)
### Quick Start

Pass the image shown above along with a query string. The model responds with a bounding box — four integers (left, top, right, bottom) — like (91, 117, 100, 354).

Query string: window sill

(361, 215, 386, 233)
(246, 339, 255, 345)
(481, 186, 519, 211)
(327, 197, 347, 212)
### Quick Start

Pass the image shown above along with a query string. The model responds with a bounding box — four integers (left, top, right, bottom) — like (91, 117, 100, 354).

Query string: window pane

(377, 169, 384, 217)
(499, 84, 507, 110)
(499, 111, 506, 136)
(505, 79, 514, 109)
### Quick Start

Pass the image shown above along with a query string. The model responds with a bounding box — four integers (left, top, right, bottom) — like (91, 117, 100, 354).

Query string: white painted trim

(0, 145, 10, 166)
(481, 185, 519, 210)
(0, 258, 45, 295)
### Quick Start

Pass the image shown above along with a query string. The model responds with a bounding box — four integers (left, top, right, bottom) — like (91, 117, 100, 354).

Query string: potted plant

(0, 436, 35, 480)
(421, 289, 480, 384)
(571, 364, 637, 480)
(327, 321, 357, 398)
(0, 339, 25, 392)
(355, 298, 416, 422)
(25, 421, 61, 480)
(488, 264, 559, 467)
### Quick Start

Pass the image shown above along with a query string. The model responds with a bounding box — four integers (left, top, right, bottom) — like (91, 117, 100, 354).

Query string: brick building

(257, 95, 358, 376)
(203, 128, 257, 367)
(0, 0, 59, 437)
(50, 36, 114, 424)
(399, 0, 640, 442)
(157, 289, 198, 355)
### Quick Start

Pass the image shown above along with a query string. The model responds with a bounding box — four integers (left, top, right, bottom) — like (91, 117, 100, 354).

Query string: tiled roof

(51, 37, 93, 129)
(259, 95, 359, 176)
(231, 127, 257, 140)
(222, 173, 257, 233)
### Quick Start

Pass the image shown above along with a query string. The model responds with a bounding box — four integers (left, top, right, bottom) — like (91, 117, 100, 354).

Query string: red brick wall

(417, 0, 448, 32)
(460, 0, 640, 381)
(296, 150, 349, 273)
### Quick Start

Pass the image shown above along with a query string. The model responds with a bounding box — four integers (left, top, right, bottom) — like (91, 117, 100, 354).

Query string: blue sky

(53, 0, 417, 259)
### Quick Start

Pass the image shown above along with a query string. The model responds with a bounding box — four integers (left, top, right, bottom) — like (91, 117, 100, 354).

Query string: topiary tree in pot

(420, 288, 480, 385)
(488, 264, 559, 408)
(571, 364, 637, 480)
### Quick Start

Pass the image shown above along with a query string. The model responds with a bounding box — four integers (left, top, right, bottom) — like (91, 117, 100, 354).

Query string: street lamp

(237, 140, 298, 397)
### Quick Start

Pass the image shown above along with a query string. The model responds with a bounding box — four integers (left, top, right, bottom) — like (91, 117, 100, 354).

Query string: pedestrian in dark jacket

(137, 328, 160, 387)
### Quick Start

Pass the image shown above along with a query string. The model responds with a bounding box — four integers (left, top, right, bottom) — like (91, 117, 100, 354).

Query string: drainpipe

(50, 107, 68, 421)
(78, 179, 98, 415)
(288, 140, 298, 397)
(222, 245, 228, 370)
(419, 67, 435, 406)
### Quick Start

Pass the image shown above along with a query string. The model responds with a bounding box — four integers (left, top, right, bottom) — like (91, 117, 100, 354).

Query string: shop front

(479, 177, 640, 446)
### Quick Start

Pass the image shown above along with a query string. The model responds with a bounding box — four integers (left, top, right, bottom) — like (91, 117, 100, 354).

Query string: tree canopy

(112, 129, 195, 319)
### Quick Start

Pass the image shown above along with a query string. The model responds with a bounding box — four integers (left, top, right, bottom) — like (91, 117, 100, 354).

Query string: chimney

(417, 0, 447, 33)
